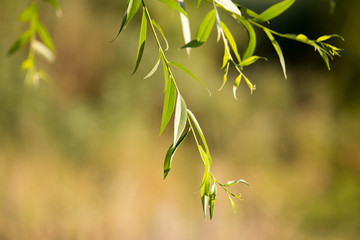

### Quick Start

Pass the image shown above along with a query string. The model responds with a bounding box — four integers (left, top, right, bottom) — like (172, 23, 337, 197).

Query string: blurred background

(0, 0, 359, 239)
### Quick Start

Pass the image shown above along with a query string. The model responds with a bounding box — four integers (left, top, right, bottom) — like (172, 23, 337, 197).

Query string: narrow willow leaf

(21, 58, 33, 70)
(318, 49, 331, 70)
(253, 0, 296, 22)
(233, 74, 242, 99)
(158, 0, 188, 17)
(316, 34, 344, 42)
(173, 94, 187, 145)
(237, 17, 256, 60)
(214, 0, 241, 16)
(222, 44, 230, 69)
(181, 40, 204, 49)
(240, 56, 267, 67)
(224, 179, 251, 187)
(199, 145, 211, 217)
(19, 3, 37, 22)
(37, 22, 55, 51)
(169, 61, 211, 95)
(264, 28, 287, 79)
(8, 30, 32, 55)
(243, 75, 256, 94)
(132, 8, 147, 75)
(178, 0, 191, 54)
(32, 40, 55, 63)
(163, 129, 190, 179)
(228, 194, 236, 213)
(152, 20, 169, 50)
(144, 53, 161, 79)
(114, 0, 141, 39)
(160, 78, 176, 135)
(236, 4, 260, 19)
(187, 109, 209, 153)
(220, 21, 241, 63)
(161, 56, 169, 92)
(213, 2, 221, 42)
(219, 61, 229, 91)
(196, 10, 216, 43)
(209, 183, 217, 219)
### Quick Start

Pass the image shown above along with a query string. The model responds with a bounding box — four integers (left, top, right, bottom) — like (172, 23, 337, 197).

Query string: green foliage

(8, 0, 59, 85)
(9, 0, 342, 219)
(114, 0, 342, 219)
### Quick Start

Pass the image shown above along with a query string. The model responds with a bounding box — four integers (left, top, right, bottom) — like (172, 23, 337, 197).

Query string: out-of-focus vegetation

(0, 0, 359, 239)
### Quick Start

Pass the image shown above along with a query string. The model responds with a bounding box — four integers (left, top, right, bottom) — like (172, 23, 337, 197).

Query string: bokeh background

(0, 0, 359, 239)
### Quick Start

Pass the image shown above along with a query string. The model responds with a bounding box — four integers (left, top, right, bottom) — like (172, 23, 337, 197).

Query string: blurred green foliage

(0, 0, 359, 239)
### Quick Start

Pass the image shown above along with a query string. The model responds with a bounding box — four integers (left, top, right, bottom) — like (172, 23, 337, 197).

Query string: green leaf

(199, 145, 211, 217)
(240, 55, 267, 67)
(236, 4, 260, 19)
(233, 74, 242, 99)
(178, 0, 191, 54)
(316, 34, 344, 42)
(253, 0, 296, 22)
(220, 21, 241, 64)
(19, 3, 38, 22)
(169, 61, 210, 95)
(114, 0, 141, 39)
(209, 183, 217, 219)
(173, 94, 187, 145)
(196, 10, 216, 43)
(160, 77, 176, 135)
(223, 179, 251, 187)
(181, 40, 204, 49)
(163, 129, 190, 179)
(8, 30, 32, 55)
(264, 28, 287, 79)
(157, 0, 188, 17)
(243, 74, 256, 94)
(187, 109, 209, 153)
(132, 8, 147, 75)
(37, 22, 55, 51)
(237, 17, 256, 60)
(219, 61, 229, 91)
(228, 195, 236, 213)
(144, 53, 161, 79)
(152, 19, 169, 50)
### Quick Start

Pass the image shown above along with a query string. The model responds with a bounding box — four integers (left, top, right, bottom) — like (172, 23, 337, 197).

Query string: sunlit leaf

(253, 0, 295, 22)
(8, 30, 32, 55)
(169, 61, 210, 95)
(236, 4, 260, 18)
(144, 53, 161, 79)
(160, 77, 176, 135)
(196, 10, 216, 43)
(214, 0, 241, 16)
(37, 22, 55, 51)
(232, 74, 242, 99)
(243, 74, 256, 94)
(178, 0, 191, 54)
(32, 40, 55, 63)
(240, 55, 267, 67)
(223, 179, 251, 187)
(316, 34, 344, 42)
(114, 0, 141, 39)
(213, 1, 221, 42)
(219, 61, 229, 91)
(158, 0, 188, 17)
(19, 3, 37, 22)
(209, 183, 217, 219)
(264, 28, 287, 79)
(220, 21, 241, 63)
(152, 20, 169, 50)
(199, 145, 211, 217)
(163, 129, 190, 179)
(132, 8, 147, 75)
(236, 17, 256, 60)
(187, 109, 209, 153)
(173, 94, 187, 145)
(228, 194, 236, 213)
